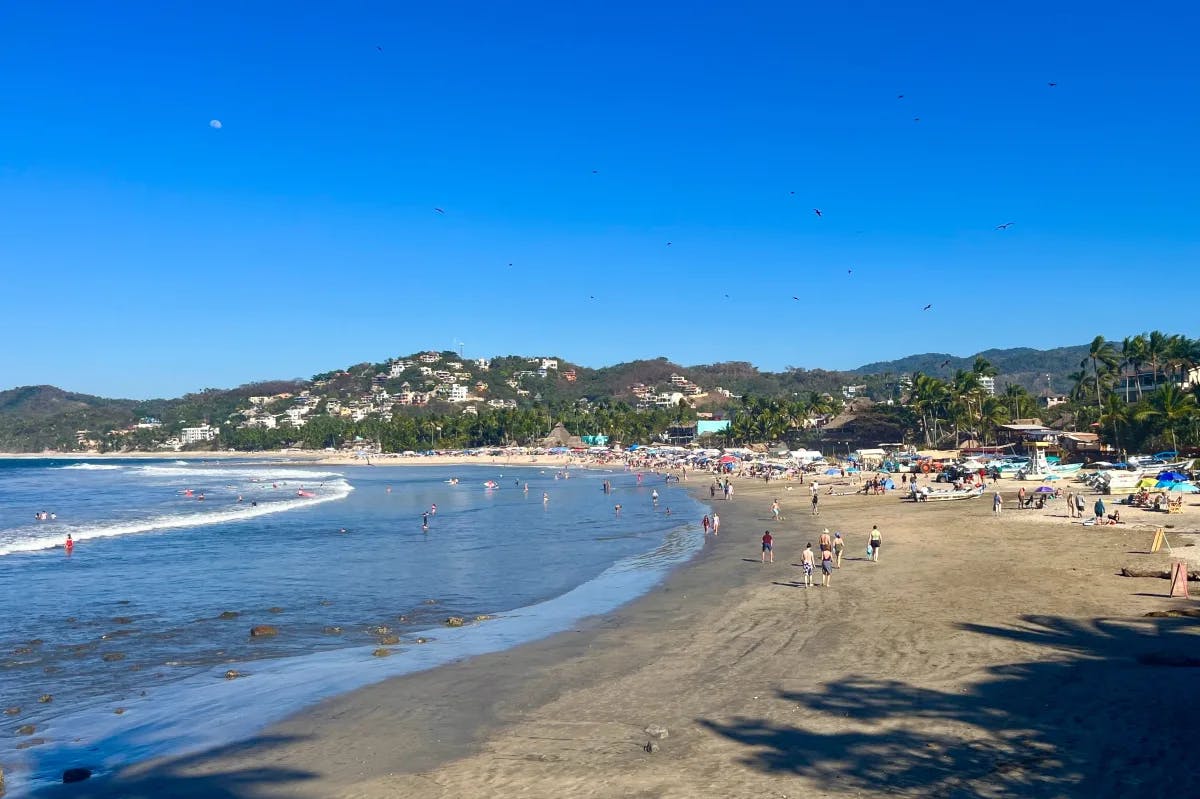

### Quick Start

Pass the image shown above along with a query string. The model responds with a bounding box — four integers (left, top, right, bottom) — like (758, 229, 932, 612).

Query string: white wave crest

(133, 465, 343, 481)
(58, 463, 125, 471)
(0, 480, 354, 557)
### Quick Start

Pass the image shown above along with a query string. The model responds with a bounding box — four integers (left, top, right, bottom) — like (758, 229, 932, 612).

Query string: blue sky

(2, 1, 1197, 398)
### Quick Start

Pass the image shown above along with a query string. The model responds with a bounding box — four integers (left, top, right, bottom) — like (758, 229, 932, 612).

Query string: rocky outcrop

(224, 670, 241, 680)
(250, 625, 278, 637)
(62, 767, 92, 784)
(268, 607, 284, 614)
(372, 648, 393, 657)
(38, 695, 52, 704)
(15, 725, 35, 736)
(445, 617, 465, 627)
(218, 611, 240, 620)
(378, 634, 400, 645)
(101, 652, 125, 662)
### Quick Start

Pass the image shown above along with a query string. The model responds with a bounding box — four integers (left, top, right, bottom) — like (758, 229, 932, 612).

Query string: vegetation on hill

(2, 332, 1198, 455)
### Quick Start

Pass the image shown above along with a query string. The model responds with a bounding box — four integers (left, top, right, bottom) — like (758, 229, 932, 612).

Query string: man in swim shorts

(761, 530, 774, 563)
(801, 542, 815, 587)
(869, 525, 882, 562)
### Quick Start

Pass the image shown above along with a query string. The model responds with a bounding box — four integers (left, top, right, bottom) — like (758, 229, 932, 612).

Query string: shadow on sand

(700, 614, 1200, 798)
(31, 734, 317, 799)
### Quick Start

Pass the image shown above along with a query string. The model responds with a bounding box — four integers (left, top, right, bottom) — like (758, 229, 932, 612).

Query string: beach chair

(1168, 498, 1184, 514)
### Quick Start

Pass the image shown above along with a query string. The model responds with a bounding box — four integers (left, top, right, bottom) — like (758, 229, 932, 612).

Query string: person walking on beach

(702, 514, 710, 534)
(869, 525, 882, 562)
(710, 483, 717, 499)
(833, 532, 845, 568)
(1075, 492, 1086, 518)
(811, 492, 820, 516)
(820, 545, 834, 586)
(771, 499, 781, 521)
(711, 513, 720, 535)
(1065, 491, 1075, 518)
(1017, 486, 1026, 508)
(801, 542, 815, 587)
(993, 491, 1003, 515)
(818, 528, 832, 552)
(761, 530, 774, 564)
(1094, 497, 1106, 523)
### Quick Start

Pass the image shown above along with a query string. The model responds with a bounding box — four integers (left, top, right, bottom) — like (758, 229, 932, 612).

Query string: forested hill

(850, 345, 1091, 393)
(0, 342, 1110, 451)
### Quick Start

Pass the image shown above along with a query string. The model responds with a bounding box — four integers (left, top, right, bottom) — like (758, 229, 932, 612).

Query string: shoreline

(29, 473, 1200, 797)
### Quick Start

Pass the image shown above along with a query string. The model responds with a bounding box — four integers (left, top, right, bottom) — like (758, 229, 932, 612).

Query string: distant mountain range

(0, 343, 1093, 451)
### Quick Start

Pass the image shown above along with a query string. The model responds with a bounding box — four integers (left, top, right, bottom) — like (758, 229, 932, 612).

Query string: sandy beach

(33, 472, 1200, 799)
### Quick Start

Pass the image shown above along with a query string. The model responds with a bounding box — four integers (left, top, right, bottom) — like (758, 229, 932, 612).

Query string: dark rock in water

(378, 634, 400, 645)
(322, 626, 342, 634)
(38, 694, 52, 704)
(16, 736, 46, 750)
(101, 652, 126, 663)
(117, 599, 131, 605)
(12, 646, 32, 655)
(250, 625, 278, 637)
(423, 599, 438, 605)
(644, 741, 660, 753)
(112, 617, 132, 625)
(114, 707, 126, 715)
(318, 600, 333, 606)
(62, 767, 93, 784)
(373, 625, 391, 635)
(445, 617, 465, 627)
(43, 666, 60, 675)
(474, 615, 493, 622)
(268, 607, 284, 614)
(415, 637, 430, 644)
(16, 724, 35, 736)
(3, 706, 19, 716)
(28, 639, 43, 647)
(224, 670, 241, 680)
(65, 617, 77, 623)
(218, 611, 240, 620)
(372, 648, 393, 657)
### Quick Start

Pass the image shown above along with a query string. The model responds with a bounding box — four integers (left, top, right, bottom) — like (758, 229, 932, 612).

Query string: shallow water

(0, 459, 703, 794)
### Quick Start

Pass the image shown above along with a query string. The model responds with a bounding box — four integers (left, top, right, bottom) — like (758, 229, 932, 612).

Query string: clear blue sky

(2, 1, 1197, 398)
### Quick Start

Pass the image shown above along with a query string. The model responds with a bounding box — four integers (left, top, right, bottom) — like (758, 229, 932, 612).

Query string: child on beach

(761, 531, 774, 563)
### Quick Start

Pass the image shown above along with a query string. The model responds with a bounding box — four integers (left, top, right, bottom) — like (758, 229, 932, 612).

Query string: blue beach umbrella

(1165, 482, 1200, 493)
(1034, 486, 1055, 493)
(1157, 471, 1188, 482)
(824, 468, 840, 475)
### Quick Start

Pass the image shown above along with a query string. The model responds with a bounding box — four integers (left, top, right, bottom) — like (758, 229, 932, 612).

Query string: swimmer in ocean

(65, 534, 74, 554)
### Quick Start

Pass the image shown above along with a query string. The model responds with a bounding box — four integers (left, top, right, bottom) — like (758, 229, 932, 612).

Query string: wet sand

(34, 475, 1200, 798)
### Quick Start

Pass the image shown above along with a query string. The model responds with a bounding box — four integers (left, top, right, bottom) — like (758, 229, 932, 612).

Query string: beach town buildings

(418, 352, 441, 364)
(475, 358, 491, 371)
(181, 424, 218, 445)
(239, 414, 277, 430)
(135, 417, 163, 429)
(1118, 365, 1200, 402)
(563, 368, 577, 382)
(979, 376, 996, 396)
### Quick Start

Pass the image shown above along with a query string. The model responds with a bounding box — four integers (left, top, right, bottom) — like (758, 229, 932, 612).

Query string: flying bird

(1048, 82, 1057, 87)
(434, 208, 445, 214)
(922, 304, 933, 311)
(666, 242, 672, 247)
(792, 296, 800, 300)
(897, 94, 904, 99)
(592, 169, 598, 174)
(847, 269, 852, 275)
(813, 208, 822, 217)
(995, 222, 1015, 230)
(376, 45, 383, 52)
(913, 117, 921, 123)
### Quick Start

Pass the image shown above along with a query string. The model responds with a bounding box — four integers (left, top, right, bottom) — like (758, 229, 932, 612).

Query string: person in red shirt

(65, 534, 74, 555)
(761, 530, 774, 563)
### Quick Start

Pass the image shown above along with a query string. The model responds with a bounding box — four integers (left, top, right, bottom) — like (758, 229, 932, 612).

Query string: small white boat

(902, 486, 985, 502)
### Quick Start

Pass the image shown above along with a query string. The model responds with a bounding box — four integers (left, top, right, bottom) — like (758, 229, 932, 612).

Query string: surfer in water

(422, 512, 429, 531)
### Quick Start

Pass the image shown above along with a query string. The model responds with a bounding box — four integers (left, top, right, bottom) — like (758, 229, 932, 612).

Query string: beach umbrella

(1034, 486, 1055, 493)
(1165, 482, 1199, 493)
(1157, 471, 1188, 482)
(719, 454, 739, 464)
(824, 467, 840, 475)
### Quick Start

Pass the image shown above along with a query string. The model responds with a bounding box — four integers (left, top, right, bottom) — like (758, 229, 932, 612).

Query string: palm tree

(1143, 330, 1171, 394)
(1120, 334, 1147, 402)
(1134, 384, 1198, 452)
(1081, 336, 1120, 410)
(1099, 393, 1130, 455)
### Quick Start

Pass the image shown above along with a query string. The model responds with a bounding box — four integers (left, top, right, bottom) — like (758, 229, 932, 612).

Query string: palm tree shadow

(699, 614, 1200, 798)
(30, 734, 318, 798)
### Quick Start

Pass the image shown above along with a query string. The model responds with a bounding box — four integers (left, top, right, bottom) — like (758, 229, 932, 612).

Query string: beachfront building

(995, 422, 1060, 447)
(240, 415, 277, 430)
(1040, 394, 1069, 409)
(654, 391, 687, 407)
(979, 376, 996, 396)
(181, 424, 217, 445)
(1118, 365, 1200, 402)
(283, 407, 310, 427)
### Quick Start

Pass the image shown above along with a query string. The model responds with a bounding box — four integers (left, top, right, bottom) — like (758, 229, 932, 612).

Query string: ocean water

(0, 459, 704, 794)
